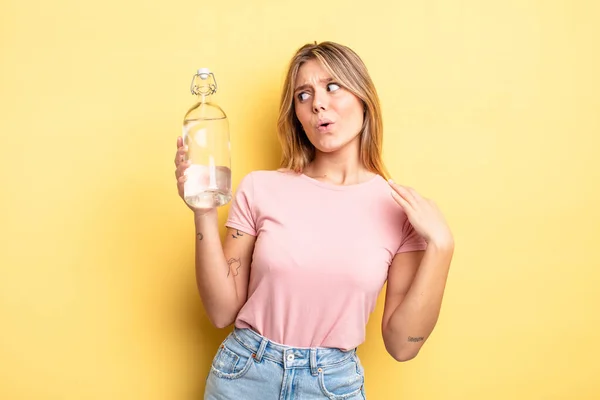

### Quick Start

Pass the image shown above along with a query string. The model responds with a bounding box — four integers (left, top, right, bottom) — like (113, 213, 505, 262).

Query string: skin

(292, 59, 454, 360)
(173, 58, 454, 360)
(293, 59, 373, 185)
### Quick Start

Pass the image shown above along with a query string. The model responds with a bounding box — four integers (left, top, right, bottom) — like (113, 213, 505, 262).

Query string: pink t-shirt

(225, 170, 427, 350)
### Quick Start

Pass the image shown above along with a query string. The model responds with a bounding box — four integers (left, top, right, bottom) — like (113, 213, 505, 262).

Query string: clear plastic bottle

(182, 68, 232, 209)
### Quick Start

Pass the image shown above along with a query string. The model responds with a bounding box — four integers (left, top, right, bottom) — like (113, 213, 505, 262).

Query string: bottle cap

(197, 68, 211, 79)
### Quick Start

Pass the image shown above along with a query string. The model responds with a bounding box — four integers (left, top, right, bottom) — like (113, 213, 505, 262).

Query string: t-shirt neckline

(298, 172, 382, 191)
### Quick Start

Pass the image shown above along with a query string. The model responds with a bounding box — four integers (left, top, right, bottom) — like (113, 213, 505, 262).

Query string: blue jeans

(204, 328, 367, 399)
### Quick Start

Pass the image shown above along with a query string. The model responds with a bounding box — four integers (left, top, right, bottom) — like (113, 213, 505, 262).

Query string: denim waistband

(232, 328, 356, 373)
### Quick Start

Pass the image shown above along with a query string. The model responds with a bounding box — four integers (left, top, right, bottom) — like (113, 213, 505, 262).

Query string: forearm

(384, 241, 454, 360)
(193, 210, 241, 328)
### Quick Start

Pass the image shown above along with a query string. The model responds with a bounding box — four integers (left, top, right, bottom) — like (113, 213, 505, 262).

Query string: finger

(176, 160, 190, 178)
(177, 136, 182, 148)
(389, 180, 417, 207)
(174, 146, 188, 166)
(402, 186, 420, 204)
(391, 190, 412, 213)
(405, 186, 427, 204)
(177, 174, 187, 197)
(177, 173, 187, 193)
(175, 158, 188, 177)
(388, 179, 402, 195)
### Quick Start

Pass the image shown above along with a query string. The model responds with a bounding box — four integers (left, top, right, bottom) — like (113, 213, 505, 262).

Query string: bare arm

(174, 136, 255, 328)
(381, 242, 453, 361)
(384, 180, 454, 361)
(194, 210, 255, 328)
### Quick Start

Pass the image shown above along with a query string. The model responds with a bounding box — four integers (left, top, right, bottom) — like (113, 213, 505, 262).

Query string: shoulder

(367, 175, 409, 218)
(368, 174, 391, 190)
(235, 169, 302, 190)
(231, 169, 303, 215)
(362, 174, 397, 201)
(246, 168, 301, 181)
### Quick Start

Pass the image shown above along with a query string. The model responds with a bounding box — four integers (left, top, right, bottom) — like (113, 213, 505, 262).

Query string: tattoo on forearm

(408, 336, 424, 343)
(227, 258, 242, 277)
(232, 229, 244, 239)
(197, 232, 203, 240)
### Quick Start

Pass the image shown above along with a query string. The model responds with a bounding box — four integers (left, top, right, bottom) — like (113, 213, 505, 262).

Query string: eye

(297, 92, 310, 102)
(327, 83, 341, 92)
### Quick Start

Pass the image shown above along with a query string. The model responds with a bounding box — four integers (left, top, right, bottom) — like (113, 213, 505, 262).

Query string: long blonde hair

(277, 41, 389, 179)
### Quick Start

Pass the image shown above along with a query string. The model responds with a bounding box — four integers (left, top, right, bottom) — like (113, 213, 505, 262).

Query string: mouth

(316, 119, 334, 132)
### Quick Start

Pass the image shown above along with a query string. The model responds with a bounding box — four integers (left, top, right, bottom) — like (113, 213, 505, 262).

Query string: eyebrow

(294, 78, 334, 93)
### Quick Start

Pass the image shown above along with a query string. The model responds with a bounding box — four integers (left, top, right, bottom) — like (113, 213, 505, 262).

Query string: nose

(312, 90, 328, 113)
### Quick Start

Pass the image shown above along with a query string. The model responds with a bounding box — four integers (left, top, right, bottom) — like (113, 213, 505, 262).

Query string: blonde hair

(276, 41, 389, 179)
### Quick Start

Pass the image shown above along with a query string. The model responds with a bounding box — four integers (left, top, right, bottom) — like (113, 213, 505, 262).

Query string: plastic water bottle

(182, 68, 232, 209)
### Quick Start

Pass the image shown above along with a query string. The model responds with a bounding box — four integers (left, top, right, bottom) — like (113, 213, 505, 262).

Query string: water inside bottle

(183, 116, 231, 208)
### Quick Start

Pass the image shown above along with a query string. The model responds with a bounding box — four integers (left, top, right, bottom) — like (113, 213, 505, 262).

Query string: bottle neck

(191, 72, 217, 100)
(198, 92, 211, 104)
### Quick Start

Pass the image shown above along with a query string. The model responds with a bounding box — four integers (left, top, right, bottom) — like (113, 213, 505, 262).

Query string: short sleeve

(396, 217, 428, 254)
(225, 172, 257, 236)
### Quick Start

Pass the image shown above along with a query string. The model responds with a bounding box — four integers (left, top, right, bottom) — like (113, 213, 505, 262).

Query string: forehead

(294, 59, 332, 86)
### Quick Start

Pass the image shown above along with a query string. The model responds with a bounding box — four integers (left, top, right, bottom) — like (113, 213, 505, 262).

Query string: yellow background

(1, 0, 599, 398)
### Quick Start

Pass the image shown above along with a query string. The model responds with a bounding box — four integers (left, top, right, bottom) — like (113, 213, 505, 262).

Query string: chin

(315, 147, 341, 154)
(310, 133, 359, 154)
(312, 140, 346, 153)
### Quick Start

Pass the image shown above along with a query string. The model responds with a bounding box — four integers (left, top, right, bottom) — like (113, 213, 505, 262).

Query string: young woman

(174, 41, 454, 399)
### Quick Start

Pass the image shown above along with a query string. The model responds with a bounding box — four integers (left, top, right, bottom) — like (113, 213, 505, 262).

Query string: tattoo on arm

(232, 230, 244, 239)
(196, 232, 203, 240)
(408, 336, 425, 343)
(227, 258, 242, 277)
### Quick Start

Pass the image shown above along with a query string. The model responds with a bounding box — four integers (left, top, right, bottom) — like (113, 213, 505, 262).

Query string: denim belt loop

(310, 348, 318, 376)
(254, 336, 268, 362)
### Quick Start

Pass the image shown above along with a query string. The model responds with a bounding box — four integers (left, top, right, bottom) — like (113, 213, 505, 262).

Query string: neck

(304, 143, 372, 186)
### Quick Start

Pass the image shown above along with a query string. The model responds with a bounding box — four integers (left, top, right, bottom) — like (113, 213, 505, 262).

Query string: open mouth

(317, 123, 333, 132)
(316, 120, 334, 131)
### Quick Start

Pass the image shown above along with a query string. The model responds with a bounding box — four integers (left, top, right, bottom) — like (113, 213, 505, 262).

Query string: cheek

(342, 108, 364, 133)
(294, 103, 310, 127)
(337, 97, 363, 126)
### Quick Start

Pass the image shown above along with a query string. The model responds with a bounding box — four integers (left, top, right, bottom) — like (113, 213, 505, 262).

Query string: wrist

(193, 208, 218, 221)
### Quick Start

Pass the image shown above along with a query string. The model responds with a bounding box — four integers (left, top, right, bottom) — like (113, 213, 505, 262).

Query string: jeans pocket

(318, 357, 365, 399)
(210, 335, 254, 380)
